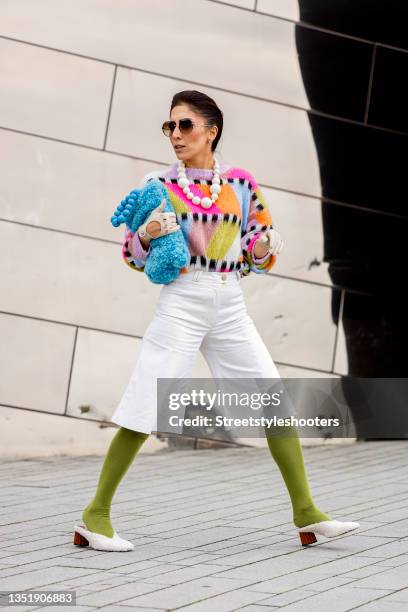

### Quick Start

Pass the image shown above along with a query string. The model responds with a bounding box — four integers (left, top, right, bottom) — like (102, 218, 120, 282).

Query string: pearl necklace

(177, 158, 222, 209)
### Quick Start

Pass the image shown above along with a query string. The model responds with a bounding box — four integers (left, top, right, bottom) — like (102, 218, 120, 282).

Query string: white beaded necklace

(177, 158, 222, 209)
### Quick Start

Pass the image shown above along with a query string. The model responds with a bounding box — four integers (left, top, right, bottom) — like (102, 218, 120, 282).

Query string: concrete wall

(2, 0, 398, 457)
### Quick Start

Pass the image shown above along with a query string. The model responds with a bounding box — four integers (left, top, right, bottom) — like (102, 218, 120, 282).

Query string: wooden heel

(73, 531, 89, 546)
(299, 531, 317, 546)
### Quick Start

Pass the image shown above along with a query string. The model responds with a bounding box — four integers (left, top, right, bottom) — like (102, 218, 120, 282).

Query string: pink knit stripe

(246, 233, 261, 253)
(225, 167, 257, 188)
(166, 182, 223, 215)
(122, 228, 132, 256)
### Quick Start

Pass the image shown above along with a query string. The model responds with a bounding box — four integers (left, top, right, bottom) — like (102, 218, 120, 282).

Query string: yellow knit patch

(206, 219, 240, 259)
(166, 188, 192, 214)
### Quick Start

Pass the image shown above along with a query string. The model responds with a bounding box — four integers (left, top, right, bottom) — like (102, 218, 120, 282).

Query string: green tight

(83, 425, 330, 538)
(82, 427, 149, 538)
(265, 425, 331, 528)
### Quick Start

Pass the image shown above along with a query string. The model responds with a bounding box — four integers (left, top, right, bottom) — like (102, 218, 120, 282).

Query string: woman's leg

(265, 425, 331, 528)
(82, 427, 149, 537)
(200, 293, 332, 530)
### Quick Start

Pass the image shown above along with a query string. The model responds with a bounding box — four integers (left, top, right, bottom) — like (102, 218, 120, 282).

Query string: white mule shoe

(298, 520, 360, 545)
(73, 522, 134, 552)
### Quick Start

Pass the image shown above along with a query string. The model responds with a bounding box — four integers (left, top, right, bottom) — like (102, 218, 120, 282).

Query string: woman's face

(169, 104, 216, 162)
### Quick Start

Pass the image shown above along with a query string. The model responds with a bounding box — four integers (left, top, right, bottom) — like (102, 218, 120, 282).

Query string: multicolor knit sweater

(121, 161, 277, 277)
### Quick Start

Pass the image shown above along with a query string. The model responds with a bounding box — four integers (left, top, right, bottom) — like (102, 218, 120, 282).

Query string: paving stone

(347, 601, 408, 611)
(2, 442, 408, 611)
(112, 580, 255, 609)
(259, 585, 392, 611)
(378, 588, 408, 603)
(346, 565, 408, 591)
(0, 566, 99, 591)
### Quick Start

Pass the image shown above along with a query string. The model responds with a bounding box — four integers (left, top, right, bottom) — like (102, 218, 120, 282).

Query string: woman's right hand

(138, 199, 180, 242)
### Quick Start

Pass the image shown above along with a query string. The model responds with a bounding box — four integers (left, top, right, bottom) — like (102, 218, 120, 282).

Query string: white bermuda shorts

(110, 269, 281, 435)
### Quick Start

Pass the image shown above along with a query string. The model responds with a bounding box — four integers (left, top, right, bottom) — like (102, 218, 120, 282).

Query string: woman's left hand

(258, 228, 284, 256)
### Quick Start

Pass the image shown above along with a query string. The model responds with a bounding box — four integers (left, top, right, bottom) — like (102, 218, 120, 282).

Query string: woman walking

(73, 90, 359, 552)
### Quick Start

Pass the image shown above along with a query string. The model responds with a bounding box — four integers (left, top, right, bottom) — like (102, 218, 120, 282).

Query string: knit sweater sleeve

(121, 227, 151, 272)
(240, 173, 277, 274)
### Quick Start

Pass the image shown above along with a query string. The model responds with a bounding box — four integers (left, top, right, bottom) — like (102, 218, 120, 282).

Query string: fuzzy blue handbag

(110, 179, 190, 285)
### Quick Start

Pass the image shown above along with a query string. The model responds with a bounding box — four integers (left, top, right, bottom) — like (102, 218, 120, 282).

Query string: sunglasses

(162, 118, 214, 137)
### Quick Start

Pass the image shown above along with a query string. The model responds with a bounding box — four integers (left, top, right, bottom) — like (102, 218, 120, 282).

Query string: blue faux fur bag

(110, 179, 190, 285)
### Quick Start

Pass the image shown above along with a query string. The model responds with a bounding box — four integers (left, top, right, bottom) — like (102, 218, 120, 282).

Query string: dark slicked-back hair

(170, 90, 223, 152)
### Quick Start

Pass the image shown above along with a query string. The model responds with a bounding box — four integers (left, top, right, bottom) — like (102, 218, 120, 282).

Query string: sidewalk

(1, 440, 408, 611)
